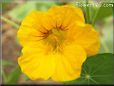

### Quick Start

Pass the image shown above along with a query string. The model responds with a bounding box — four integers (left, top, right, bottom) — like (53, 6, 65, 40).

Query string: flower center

(44, 28, 65, 52)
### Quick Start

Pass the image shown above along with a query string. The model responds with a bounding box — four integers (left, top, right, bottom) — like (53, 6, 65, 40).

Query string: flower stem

(1, 16, 19, 29)
(92, 5, 102, 25)
(85, 0, 90, 24)
(90, 3, 110, 53)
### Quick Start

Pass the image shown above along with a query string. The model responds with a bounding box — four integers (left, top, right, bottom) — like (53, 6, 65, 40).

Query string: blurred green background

(1, 0, 113, 85)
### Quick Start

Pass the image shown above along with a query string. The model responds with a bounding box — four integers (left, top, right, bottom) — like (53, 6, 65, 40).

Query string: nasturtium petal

(67, 24, 100, 56)
(18, 11, 53, 46)
(52, 43, 86, 81)
(18, 53, 56, 80)
(48, 5, 85, 29)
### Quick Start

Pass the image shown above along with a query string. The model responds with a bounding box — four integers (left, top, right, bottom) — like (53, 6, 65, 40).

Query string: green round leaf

(65, 53, 114, 85)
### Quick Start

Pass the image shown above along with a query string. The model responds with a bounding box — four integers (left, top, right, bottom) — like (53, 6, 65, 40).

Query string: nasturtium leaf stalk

(17, 5, 100, 81)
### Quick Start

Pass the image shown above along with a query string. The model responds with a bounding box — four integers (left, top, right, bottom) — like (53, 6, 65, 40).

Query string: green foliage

(2, 0, 12, 3)
(65, 53, 114, 85)
(23, 75, 29, 81)
(6, 66, 21, 84)
(95, 6, 113, 22)
(1, 60, 21, 84)
(1, 16, 19, 29)
(8, 2, 56, 21)
(36, 2, 56, 11)
(2, 60, 15, 66)
(8, 2, 37, 21)
(76, 2, 113, 25)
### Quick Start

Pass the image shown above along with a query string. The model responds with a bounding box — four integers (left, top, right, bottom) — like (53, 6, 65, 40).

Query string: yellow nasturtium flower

(17, 5, 100, 81)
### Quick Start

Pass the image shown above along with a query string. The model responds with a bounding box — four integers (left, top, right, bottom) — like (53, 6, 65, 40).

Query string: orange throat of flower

(42, 28, 66, 53)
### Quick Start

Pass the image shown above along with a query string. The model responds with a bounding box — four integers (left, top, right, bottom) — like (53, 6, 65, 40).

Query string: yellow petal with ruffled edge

(52, 43, 86, 81)
(18, 48, 56, 80)
(48, 5, 85, 29)
(17, 11, 53, 46)
(66, 24, 100, 56)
